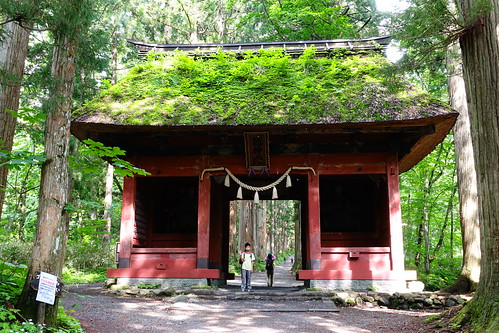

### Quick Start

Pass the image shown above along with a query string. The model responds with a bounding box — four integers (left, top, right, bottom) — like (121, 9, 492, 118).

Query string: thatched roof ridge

(127, 36, 391, 57)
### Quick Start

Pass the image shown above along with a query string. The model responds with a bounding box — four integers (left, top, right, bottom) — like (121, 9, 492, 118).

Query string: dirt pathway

(61, 259, 439, 333)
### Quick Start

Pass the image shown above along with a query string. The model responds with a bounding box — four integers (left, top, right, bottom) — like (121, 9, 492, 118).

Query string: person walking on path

(265, 253, 277, 287)
(240, 243, 255, 292)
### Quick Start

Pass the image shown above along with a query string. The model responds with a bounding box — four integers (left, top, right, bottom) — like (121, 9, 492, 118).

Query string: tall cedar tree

(444, 45, 480, 293)
(392, 0, 484, 296)
(17, 0, 99, 325)
(395, 0, 498, 328)
(454, 0, 499, 330)
(0, 20, 30, 221)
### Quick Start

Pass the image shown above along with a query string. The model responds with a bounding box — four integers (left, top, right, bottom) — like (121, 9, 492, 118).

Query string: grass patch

(62, 267, 108, 284)
(424, 314, 441, 323)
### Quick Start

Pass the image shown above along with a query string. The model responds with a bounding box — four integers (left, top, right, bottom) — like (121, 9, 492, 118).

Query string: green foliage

(57, 305, 84, 333)
(137, 283, 160, 289)
(0, 257, 83, 332)
(78, 49, 450, 127)
(0, 149, 47, 169)
(70, 139, 150, 177)
(65, 234, 115, 271)
(234, 0, 380, 41)
(62, 267, 108, 284)
(417, 257, 461, 291)
(252, 258, 267, 272)
(0, 305, 83, 333)
(0, 108, 47, 171)
(400, 134, 461, 288)
(0, 260, 27, 304)
(423, 314, 441, 323)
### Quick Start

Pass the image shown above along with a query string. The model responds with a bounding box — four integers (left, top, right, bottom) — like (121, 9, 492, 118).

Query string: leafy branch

(70, 139, 150, 177)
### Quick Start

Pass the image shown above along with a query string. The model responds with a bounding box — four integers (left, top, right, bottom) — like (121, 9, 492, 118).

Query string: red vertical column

(387, 153, 405, 272)
(197, 170, 211, 269)
(119, 177, 136, 268)
(307, 172, 321, 270)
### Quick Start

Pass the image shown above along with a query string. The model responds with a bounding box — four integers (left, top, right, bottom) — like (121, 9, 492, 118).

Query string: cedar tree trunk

(0, 21, 30, 220)
(17, 33, 76, 326)
(454, 0, 499, 330)
(443, 45, 480, 293)
(102, 163, 114, 244)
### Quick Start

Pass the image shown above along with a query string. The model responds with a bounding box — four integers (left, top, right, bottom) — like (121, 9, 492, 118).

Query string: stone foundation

(332, 291, 469, 310)
(116, 278, 208, 289)
(309, 279, 411, 293)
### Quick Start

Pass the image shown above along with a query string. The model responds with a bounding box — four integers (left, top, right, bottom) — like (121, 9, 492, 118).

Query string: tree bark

(442, 44, 480, 293)
(293, 202, 301, 273)
(102, 163, 114, 244)
(17, 33, 76, 326)
(454, 0, 499, 330)
(238, 201, 246, 251)
(229, 201, 237, 256)
(0, 21, 30, 221)
(259, 201, 267, 258)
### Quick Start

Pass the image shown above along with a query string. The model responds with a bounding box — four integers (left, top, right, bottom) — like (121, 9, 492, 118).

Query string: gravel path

(61, 258, 439, 332)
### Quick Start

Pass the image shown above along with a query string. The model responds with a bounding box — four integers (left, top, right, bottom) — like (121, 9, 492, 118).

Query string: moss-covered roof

(73, 48, 453, 126)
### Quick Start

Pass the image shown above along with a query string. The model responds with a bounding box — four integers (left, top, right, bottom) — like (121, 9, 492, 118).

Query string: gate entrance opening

(227, 200, 303, 288)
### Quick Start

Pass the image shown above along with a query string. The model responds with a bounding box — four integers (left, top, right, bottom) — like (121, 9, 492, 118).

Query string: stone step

(185, 287, 337, 301)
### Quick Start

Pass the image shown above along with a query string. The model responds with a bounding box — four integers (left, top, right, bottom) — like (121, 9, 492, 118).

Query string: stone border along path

(60, 257, 471, 332)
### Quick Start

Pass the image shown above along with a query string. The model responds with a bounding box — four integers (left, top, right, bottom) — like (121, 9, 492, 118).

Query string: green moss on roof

(74, 48, 451, 126)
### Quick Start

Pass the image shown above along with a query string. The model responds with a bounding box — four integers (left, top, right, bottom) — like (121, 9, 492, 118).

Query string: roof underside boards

(72, 38, 458, 172)
(71, 114, 456, 173)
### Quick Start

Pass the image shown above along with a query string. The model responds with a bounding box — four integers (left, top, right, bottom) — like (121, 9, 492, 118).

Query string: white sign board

(35, 272, 58, 305)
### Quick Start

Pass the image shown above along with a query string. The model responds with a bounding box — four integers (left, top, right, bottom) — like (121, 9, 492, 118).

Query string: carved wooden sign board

(244, 132, 270, 171)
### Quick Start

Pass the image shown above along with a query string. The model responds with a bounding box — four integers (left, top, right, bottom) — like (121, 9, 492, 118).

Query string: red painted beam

(127, 156, 200, 176)
(107, 268, 221, 279)
(127, 153, 389, 178)
(131, 247, 197, 254)
(321, 247, 391, 253)
(297, 269, 417, 280)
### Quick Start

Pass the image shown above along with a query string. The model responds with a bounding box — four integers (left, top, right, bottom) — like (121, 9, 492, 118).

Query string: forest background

(0, 0, 494, 331)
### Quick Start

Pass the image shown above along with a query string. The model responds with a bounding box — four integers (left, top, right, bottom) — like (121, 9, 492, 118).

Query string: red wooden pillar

(197, 172, 211, 269)
(387, 153, 405, 272)
(119, 177, 136, 268)
(307, 172, 321, 270)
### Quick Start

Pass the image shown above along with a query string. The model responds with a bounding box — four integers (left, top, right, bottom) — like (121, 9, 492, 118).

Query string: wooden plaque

(244, 132, 270, 170)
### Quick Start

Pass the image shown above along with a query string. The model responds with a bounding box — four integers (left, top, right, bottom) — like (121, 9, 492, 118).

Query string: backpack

(265, 254, 274, 270)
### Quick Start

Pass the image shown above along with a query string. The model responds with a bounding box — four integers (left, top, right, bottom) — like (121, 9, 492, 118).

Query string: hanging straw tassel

(224, 174, 230, 187)
(286, 175, 292, 187)
(254, 191, 260, 204)
(272, 186, 278, 199)
(237, 186, 243, 199)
